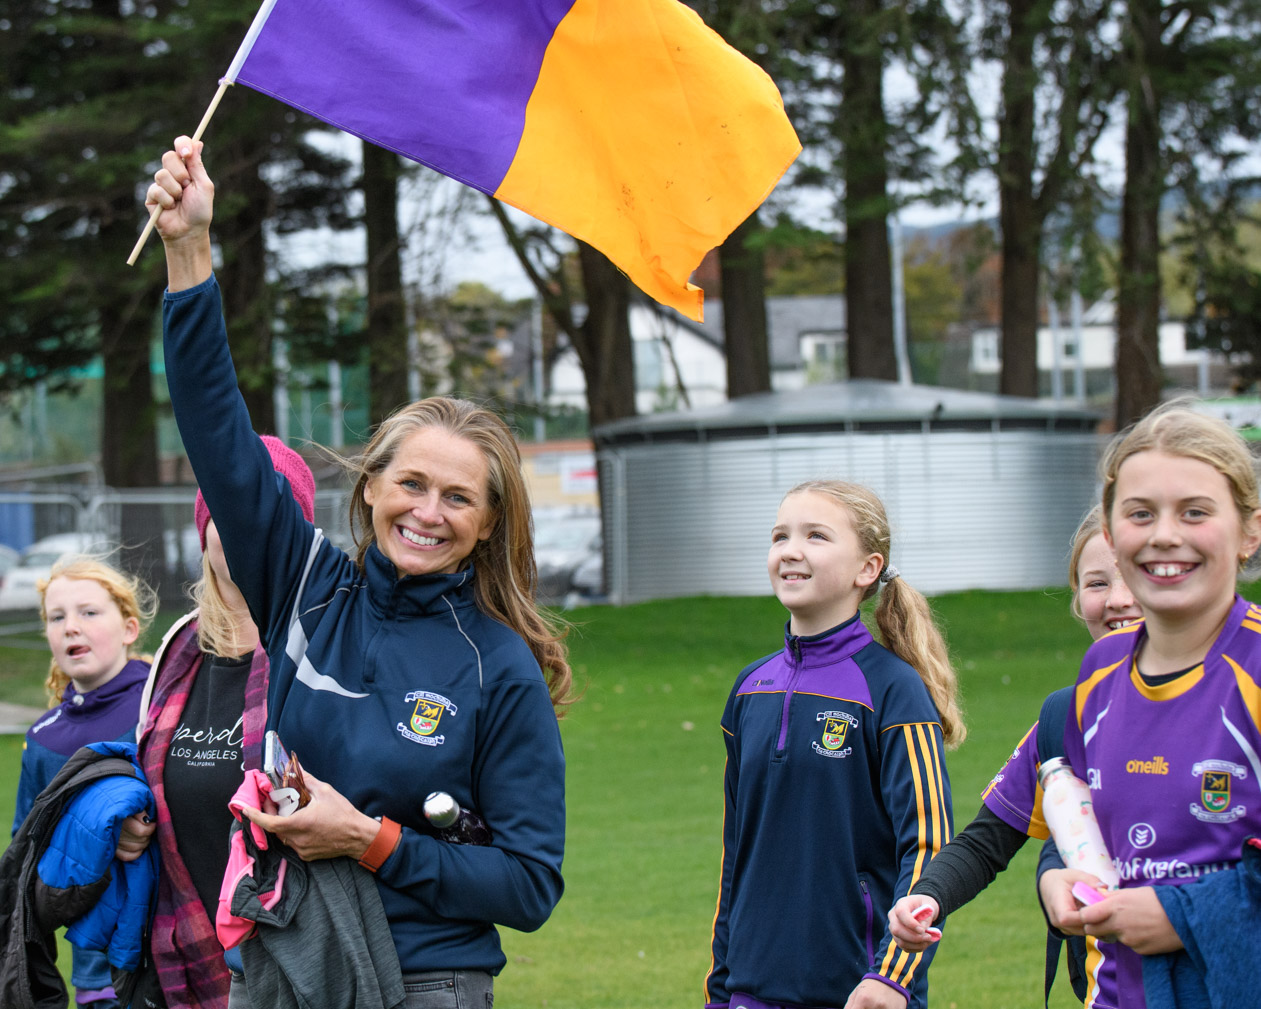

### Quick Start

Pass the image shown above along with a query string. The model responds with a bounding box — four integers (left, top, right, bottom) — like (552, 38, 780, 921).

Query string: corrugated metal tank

(592, 381, 1102, 603)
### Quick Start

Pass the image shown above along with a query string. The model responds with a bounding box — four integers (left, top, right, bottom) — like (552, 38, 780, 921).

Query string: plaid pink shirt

(137, 617, 268, 1009)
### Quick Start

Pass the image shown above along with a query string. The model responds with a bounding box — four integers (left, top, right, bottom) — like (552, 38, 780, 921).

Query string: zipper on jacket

(860, 877, 876, 968)
(775, 636, 804, 755)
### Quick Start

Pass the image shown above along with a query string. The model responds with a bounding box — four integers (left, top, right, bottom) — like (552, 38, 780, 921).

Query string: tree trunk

(216, 144, 276, 433)
(100, 192, 160, 488)
(1115, 0, 1164, 429)
(363, 142, 410, 425)
(997, 0, 1041, 399)
(840, 0, 897, 381)
(719, 213, 772, 398)
(574, 242, 636, 427)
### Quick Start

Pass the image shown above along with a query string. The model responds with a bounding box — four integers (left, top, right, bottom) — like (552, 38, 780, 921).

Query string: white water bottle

(1038, 756, 1119, 888)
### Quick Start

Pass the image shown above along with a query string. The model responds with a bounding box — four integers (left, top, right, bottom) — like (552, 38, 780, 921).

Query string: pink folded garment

(216, 769, 289, 949)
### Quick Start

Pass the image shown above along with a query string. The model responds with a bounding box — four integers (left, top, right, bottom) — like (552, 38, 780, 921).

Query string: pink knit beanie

(194, 435, 316, 551)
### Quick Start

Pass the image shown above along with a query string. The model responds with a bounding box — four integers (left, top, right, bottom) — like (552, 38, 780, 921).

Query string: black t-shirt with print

(163, 652, 251, 922)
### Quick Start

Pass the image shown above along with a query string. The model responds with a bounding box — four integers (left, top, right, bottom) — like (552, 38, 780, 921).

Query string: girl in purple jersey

(887, 507, 1139, 980)
(1040, 403, 1261, 1009)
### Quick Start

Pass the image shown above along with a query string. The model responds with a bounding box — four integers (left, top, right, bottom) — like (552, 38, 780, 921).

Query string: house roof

(593, 378, 1100, 446)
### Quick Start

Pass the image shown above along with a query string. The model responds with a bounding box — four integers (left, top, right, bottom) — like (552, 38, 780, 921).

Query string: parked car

(569, 548, 604, 601)
(0, 533, 115, 611)
(533, 508, 602, 602)
(0, 544, 19, 581)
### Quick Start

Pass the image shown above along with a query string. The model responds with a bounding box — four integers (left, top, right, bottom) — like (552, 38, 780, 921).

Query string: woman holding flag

(147, 137, 570, 1008)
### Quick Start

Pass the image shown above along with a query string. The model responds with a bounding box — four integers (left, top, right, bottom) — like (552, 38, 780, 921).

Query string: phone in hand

(263, 730, 312, 814)
(264, 731, 290, 788)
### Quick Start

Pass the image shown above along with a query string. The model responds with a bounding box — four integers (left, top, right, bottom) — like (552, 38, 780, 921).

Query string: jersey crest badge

(397, 690, 458, 747)
(822, 716, 849, 750)
(1202, 771, 1231, 813)
(812, 710, 858, 758)
(1190, 759, 1246, 823)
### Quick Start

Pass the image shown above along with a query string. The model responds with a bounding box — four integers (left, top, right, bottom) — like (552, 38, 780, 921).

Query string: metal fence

(0, 486, 354, 610)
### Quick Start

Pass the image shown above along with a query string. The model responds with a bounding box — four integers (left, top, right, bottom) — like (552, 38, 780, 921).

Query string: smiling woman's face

(363, 426, 496, 578)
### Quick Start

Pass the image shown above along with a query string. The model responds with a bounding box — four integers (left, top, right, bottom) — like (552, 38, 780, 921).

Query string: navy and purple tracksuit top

(706, 612, 952, 1009)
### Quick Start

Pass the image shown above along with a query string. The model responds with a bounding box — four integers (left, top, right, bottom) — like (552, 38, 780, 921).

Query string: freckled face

(363, 427, 496, 578)
(767, 491, 883, 636)
(43, 577, 139, 693)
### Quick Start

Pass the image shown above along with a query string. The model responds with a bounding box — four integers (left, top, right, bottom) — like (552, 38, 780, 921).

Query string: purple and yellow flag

(224, 0, 800, 321)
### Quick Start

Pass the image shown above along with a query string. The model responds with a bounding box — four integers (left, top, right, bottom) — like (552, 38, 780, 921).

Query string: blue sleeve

(703, 718, 737, 1009)
(1035, 834, 1071, 937)
(162, 276, 315, 645)
(12, 742, 42, 838)
(375, 675, 565, 933)
(864, 717, 953, 998)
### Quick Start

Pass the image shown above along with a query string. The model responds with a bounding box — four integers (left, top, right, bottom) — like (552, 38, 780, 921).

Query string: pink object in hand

(912, 902, 942, 940)
(1072, 880, 1107, 906)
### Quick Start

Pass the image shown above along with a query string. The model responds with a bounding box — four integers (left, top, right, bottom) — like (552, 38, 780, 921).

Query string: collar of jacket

(363, 542, 480, 616)
(782, 610, 873, 665)
(61, 658, 149, 714)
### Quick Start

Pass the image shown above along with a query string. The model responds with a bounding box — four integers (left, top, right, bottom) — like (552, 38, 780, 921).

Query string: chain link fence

(0, 486, 354, 613)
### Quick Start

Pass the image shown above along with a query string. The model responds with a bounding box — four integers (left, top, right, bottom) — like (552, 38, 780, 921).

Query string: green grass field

(1, 586, 1215, 1007)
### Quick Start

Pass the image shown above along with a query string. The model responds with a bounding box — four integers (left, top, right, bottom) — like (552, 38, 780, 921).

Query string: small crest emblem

(411, 698, 446, 736)
(1202, 770, 1231, 813)
(822, 716, 849, 751)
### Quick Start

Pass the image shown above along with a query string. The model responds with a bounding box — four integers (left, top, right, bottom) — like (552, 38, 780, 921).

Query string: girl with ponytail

(705, 480, 960, 1009)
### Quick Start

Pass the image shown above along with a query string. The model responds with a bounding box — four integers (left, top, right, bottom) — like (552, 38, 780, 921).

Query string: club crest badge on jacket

(813, 710, 858, 759)
(398, 690, 458, 747)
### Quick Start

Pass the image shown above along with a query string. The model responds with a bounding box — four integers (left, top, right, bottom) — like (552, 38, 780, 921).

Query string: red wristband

(358, 816, 401, 872)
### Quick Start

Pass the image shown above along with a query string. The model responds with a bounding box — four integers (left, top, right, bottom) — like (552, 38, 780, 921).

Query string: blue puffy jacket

(0, 741, 158, 1009)
(38, 742, 159, 970)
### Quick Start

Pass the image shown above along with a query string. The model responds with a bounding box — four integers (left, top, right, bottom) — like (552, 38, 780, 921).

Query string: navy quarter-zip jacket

(706, 612, 952, 1009)
(164, 275, 564, 976)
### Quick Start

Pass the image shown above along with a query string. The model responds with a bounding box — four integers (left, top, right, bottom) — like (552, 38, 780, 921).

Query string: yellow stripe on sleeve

(1075, 659, 1127, 729)
(881, 723, 947, 988)
(1225, 655, 1261, 733)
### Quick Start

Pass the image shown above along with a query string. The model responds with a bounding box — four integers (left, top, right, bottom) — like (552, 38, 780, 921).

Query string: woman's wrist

(358, 814, 402, 872)
(164, 233, 213, 292)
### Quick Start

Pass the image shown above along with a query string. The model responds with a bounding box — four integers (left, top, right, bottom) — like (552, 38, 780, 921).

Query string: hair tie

(879, 564, 900, 585)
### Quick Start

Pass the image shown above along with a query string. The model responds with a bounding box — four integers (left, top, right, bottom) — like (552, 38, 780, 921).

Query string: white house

(547, 300, 728, 413)
(969, 293, 1220, 395)
(545, 294, 847, 412)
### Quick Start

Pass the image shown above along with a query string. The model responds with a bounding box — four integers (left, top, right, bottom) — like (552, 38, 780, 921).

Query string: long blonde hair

(190, 551, 252, 657)
(38, 556, 157, 706)
(346, 397, 573, 713)
(784, 480, 966, 747)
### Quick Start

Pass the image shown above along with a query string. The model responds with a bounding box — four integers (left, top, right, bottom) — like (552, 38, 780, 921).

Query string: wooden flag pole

(126, 79, 232, 266)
